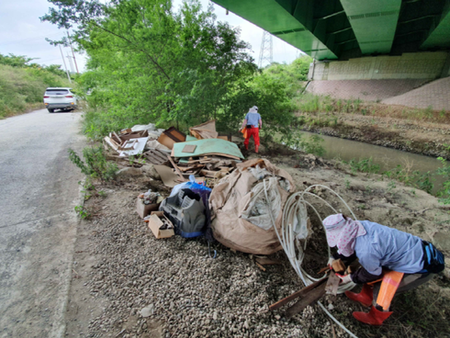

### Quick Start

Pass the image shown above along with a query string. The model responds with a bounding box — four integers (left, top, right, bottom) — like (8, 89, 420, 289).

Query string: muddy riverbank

(298, 112, 450, 159)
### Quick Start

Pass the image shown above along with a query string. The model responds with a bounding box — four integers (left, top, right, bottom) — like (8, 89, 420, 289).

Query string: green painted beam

(211, 0, 337, 59)
(421, 6, 450, 48)
(340, 0, 401, 54)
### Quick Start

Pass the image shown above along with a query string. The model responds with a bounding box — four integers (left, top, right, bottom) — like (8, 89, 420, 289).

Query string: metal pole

(66, 52, 75, 73)
(66, 30, 79, 74)
(59, 45, 71, 83)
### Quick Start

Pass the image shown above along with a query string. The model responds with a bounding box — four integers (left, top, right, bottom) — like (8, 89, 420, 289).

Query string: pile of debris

(104, 120, 243, 187)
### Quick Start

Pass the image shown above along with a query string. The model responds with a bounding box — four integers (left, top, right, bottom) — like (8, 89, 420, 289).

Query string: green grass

(0, 64, 71, 118)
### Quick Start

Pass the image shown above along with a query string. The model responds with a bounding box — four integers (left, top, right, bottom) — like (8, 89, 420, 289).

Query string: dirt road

(0, 109, 85, 337)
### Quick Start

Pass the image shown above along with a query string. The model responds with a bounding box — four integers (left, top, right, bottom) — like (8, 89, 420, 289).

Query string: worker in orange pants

(241, 106, 262, 153)
(323, 214, 445, 325)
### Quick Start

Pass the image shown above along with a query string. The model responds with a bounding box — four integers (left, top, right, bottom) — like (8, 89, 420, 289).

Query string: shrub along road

(0, 109, 85, 337)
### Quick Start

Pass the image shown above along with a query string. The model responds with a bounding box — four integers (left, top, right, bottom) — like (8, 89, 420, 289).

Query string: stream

(300, 131, 445, 194)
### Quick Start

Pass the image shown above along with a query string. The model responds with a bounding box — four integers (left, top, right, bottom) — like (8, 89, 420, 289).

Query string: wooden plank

(143, 154, 164, 165)
(146, 149, 168, 162)
(200, 169, 226, 179)
(167, 155, 187, 182)
(178, 166, 198, 172)
(256, 262, 266, 271)
(325, 271, 340, 296)
(318, 266, 330, 274)
(285, 282, 327, 318)
(113, 131, 123, 145)
(182, 144, 197, 153)
(255, 257, 283, 266)
(119, 139, 138, 151)
(104, 136, 120, 152)
(269, 278, 327, 311)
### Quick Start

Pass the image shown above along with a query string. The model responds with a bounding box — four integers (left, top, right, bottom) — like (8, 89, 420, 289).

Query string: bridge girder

(212, 0, 450, 60)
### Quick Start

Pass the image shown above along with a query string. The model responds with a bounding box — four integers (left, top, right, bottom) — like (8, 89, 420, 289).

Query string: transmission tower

(258, 31, 273, 68)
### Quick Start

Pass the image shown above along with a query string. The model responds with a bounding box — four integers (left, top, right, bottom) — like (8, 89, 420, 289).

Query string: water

(300, 131, 445, 193)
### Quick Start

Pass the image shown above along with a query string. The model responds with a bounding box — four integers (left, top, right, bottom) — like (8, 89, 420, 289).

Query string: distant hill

(0, 53, 73, 118)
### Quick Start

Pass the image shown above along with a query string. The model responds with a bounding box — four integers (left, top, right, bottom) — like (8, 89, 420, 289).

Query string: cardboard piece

(136, 197, 160, 218)
(154, 164, 203, 187)
(148, 211, 175, 239)
(154, 165, 181, 187)
(332, 259, 346, 274)
(189, 120, 218, 139)
(182, 144, 197, 153)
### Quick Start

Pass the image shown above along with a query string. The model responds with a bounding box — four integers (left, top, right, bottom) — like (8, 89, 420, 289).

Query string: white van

(43, 87, 77, 113)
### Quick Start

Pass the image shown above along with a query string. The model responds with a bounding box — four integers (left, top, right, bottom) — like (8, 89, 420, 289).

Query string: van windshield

(45, 89, 69, 95)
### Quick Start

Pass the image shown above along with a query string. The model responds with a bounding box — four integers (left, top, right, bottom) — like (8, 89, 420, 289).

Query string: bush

(68, 146, 118, 182)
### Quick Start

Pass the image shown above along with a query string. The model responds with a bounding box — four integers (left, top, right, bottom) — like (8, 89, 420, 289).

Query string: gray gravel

(78, 189, 354, 338)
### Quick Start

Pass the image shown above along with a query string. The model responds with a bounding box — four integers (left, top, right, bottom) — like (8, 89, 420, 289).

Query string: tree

(42, 0, 258, 137)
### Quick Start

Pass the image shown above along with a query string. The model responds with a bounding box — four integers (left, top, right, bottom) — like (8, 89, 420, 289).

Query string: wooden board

(269, 278, 327, 311)
(285, 282, 327, 318)
(143, 149, 168, 165)
(182, 144, 197, 153)
(104, 136, 120, 152)
(255, 257, 283, 266)
(167, 155, 187, 182)
(325, 271, 340, 296)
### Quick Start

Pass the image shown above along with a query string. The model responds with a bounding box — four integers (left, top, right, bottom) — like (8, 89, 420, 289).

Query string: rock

(432, 231, 450, 251)
(116, 167, 143, 177)
(139, 304, 154, 318)
(141, 164, 161, 180)
(327, 304, 334, 310)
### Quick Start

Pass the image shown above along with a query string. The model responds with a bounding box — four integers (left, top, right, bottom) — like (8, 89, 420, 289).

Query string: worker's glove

(327, 257, 335, 268)
(336, 273, 352, 284)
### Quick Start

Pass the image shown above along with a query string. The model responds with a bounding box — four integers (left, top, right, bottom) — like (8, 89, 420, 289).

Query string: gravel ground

(66, 153, 450, 338)
(79, 198, 349, 338)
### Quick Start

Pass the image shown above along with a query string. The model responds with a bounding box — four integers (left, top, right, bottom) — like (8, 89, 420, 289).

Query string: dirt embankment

(65, 150, 450, 338)
(298, 111, 450, 159)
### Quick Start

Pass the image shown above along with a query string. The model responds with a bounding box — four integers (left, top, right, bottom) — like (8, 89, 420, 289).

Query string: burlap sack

(209, 158, 295, 255)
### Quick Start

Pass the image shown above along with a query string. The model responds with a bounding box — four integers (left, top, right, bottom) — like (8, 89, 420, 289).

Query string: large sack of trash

(209, 158, 295, 255)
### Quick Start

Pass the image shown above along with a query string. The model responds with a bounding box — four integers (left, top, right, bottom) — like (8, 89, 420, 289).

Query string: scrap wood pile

(103, 123, 170, 166)
(114, 120, 242, 186)
(103, 120, 242, 185)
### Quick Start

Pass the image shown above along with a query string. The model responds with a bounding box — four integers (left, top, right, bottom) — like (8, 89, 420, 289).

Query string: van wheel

(48, 108, 54, 113)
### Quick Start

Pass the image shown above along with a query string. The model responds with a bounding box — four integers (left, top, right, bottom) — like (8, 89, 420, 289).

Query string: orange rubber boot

(345, 284, 373, 307)
(353, 306, 392, 326)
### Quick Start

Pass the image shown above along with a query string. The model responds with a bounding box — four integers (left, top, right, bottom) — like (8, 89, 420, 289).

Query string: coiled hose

(264, 182, 358, 338)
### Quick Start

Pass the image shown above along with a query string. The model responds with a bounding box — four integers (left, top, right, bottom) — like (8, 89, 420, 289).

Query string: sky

(0, 0, 302, 73)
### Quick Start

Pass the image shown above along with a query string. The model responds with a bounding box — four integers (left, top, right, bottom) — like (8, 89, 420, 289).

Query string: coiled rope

(264, 181, 358, 338)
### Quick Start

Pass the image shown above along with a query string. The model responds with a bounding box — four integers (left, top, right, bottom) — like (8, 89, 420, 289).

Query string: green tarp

(172, 139, 244, 159)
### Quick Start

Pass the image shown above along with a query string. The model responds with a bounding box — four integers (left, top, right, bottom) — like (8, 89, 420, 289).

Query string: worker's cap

(322, 214, 366, 256)
(323, 214, 346, 231)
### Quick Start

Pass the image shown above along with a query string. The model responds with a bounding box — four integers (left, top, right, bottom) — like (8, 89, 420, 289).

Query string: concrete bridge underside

(212, 0, 450, 61)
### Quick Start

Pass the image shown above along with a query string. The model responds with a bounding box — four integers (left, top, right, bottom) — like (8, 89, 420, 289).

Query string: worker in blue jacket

(323, 213, 445, 326)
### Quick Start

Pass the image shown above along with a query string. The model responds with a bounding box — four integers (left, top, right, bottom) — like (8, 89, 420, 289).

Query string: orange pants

(244, 127, 260, 147)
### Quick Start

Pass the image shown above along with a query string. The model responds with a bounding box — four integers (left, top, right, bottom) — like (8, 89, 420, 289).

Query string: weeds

(348, 158, 380, 176)
(437, 157, 450, 204)
(74, 205, 90, 219)
(68, 146, 118, 182)
(284, 132, 325, 157)
(294, 93, 450, 124)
